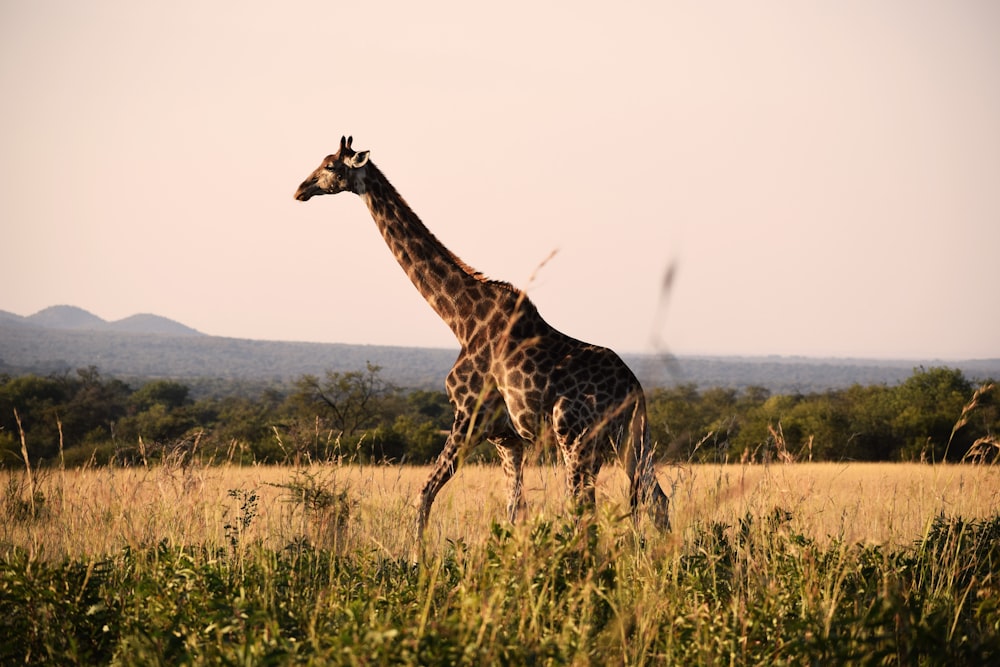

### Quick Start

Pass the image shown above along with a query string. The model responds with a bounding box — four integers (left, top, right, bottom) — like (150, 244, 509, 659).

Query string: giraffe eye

(324, 164, 336, 171)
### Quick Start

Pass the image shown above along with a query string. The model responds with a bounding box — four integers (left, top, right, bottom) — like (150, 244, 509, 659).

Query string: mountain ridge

(6, 305, 202, 337)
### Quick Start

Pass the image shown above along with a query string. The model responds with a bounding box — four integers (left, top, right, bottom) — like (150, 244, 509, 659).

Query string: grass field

(2, 461, 999, 664)
(4, 461, 997, 559)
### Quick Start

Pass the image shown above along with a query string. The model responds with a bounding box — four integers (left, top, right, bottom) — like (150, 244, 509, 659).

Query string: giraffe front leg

(416, 431, 463, 544)
(493, 436, 525, 524)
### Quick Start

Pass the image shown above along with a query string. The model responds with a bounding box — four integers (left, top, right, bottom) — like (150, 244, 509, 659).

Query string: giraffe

(294, 136, 671, 542)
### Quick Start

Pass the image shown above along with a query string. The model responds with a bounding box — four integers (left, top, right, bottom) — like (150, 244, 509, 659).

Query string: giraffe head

(294, 135, 371, 201)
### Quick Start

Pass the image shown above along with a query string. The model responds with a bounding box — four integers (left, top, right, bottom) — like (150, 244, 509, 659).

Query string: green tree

(383, 413, 447, 463)
(287, 363, 395, 437)
(404, 389, 452, 429)
(0, 368, 131, 463)
(890, 367, 973, 461)
(0, 373, 67, 463)
(114, 380, 198, 447)
(840, 383, 898, 460)
(128, 380, 190, 413)
(646, 384, 703, 459)
(203, 390, 285, 462)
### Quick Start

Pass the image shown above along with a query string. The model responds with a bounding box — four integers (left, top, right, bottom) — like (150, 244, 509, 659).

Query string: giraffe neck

(357, 162, 493, 344)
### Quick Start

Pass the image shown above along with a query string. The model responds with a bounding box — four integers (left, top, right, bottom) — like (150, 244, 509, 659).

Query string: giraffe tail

(628, 394, 671, 531)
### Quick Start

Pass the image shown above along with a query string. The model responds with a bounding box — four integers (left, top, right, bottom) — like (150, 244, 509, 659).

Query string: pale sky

(2, 1, 998, 360)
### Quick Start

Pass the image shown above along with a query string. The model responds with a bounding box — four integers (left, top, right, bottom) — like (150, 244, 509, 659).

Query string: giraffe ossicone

(295, 136, 671, 543)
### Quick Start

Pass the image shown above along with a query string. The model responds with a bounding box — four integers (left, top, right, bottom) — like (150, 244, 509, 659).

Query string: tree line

(0, 365, 996, 468)
(647, 366, 997, 463)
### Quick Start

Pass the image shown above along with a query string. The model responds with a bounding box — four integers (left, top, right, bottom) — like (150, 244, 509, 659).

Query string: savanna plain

(3, 460, 999, 664)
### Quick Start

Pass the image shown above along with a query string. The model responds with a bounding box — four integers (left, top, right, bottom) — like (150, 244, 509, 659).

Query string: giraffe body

(295, 137, 670, 542)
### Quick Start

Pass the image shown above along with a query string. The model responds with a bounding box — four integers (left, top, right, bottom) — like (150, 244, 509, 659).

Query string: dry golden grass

(673, 462, 1000, 546)
(2, 461, 998, 561)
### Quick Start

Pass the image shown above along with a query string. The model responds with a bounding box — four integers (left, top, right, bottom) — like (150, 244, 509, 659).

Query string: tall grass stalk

(12, 409, 35, 518)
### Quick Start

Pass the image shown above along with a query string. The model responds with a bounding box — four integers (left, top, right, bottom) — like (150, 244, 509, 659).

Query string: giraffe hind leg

(563, 448, 600, 519)
(493, 436, 526, 523)
(626, 452, 672, 532)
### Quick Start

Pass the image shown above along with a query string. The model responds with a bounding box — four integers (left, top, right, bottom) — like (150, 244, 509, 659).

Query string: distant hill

(27, 305, 105, 330)
(1, 306, 997, 395)
(8, 305, 202, 336)
(100, 313, 202, 336)
(0, 310, 28, 325)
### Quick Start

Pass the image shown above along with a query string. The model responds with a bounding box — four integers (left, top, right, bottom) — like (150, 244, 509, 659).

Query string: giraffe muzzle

(294, 181, 318, 201)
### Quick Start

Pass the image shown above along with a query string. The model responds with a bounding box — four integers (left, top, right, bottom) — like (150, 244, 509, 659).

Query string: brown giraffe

(294, 136, 670, 542)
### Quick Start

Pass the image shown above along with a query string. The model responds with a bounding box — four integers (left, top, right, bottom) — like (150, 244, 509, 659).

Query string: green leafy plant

(223, 487, 258, 551)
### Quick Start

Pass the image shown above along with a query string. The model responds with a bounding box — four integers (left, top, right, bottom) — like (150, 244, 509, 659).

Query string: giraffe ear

(348, 150, 370, 168)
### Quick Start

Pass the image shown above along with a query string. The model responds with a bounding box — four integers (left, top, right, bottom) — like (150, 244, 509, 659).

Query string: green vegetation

(1, 365, 997, 468)
(649, 366, 999, 463)
(0, 365, 453, 467)
(2, 508, 998, 664)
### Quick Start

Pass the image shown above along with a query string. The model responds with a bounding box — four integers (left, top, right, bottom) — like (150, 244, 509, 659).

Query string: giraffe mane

(363, 159, 531, 301)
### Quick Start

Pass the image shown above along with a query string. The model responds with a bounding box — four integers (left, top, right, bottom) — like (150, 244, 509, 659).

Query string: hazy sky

(2, 1, 998, 360)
